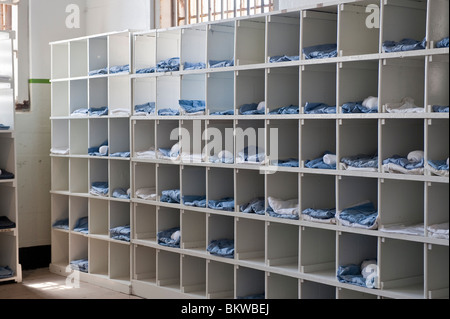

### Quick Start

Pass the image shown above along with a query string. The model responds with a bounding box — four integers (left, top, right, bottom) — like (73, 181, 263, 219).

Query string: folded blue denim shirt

(266, 206, 299, 220)
(208, 197, 235, 211)
(305, 152, 336, 169)
(89, 107, 108, 116)
(304, 102, 336, 114)
(135, 102, 156, 115)
(0, 124, 10, 130)
(109, 64, 130, 74)
(210, 109, 235, 115)
(382, 156, 424, 170)
(428, 159, 449, 171)
(89, 68, 108, 76)
(0, 216, 16, 229)
(112, 188, 130, 199)
(240, 197, 265, 215)
(88, 140, 108, 156)
(341, 154, 378, 169)
(161, 189, 181, 204)
(158, 108, 180, 116)
(184, 61, 206, 70)
(436, 37, 449, 48)
(156, 57, 180, 72)
(342, 101, 378, 114)
(239, 103, 265, 115)
(90, 182, 109, 197)
(432, 105, 449, 113)
(207, 239, 234, 258)
(338, 201, 378, 229)
(209, 59, 234, 68)
(272, 158, 299, 167)
(0, 266, 14, 279)
(268, 105, 299, 115)
(382, 38, 426, 53)
(269, 55, 300, 63)
(110, 225, 130, 242)
(183, 195, 207, 208)
(179, 100, 206, 114)
(337, 264, 368, 288)
(0, 169, 14, 179)
(70, 259, 88, 273)
(157, 227, 181, 248)
(73, 216, 89, 234)
(303, 43, 337, 60)
(302, 208, 336, 220)
(52, 218, 69, 230)
(136, 67, 156, 74)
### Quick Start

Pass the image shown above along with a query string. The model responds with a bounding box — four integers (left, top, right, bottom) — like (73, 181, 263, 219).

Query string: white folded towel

(268, 196, 299, 215)
(361, 259, 377, 279)
(257, 101, 266, 111)
(99, 145, 109, 155)
(171, 230, 181, 241)
(407, 150, 424, 162)
(323, 154, 337, 165)
(170, 142, 181, 158)
(362, 96, 378, 109)
(50, 147, 70, 155)
(385, 97, 424, 113)
(135, 147, 156, 158)
(135, 187, 157, 200)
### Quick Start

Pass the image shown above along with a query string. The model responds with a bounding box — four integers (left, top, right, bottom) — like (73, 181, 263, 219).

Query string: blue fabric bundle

(303, 43, 337, 59)
(110, 225, 131, 242)
(208, 198, 235, 211)
(382, 38, 426, 53)
(157, 227, 181, 248)
(240, 198, 265, 215)
(73, 216, 89, 234)
(160, 189, 181, 204)
(207, 239, 234, 258)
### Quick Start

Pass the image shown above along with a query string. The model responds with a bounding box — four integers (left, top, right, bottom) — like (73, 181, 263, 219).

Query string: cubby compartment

(267, 222, 299, 271)
(205, 120, 234, 163)
(338, 60, 379, 112)
(157, 207, 180, 242)
(109, 76, 131, 116)
(180, 210, 206, 252)
(426, 182, 449, 239)
(207, 21, 235, 68)
(379, 179, 425, 236)
(427, 0, 449, 48)
(266, 171, 299, 220)
(380, 57, 425, 112)
(207, 71, 234, 115)
(207, 214, 234, 258)
(235, 266, 265, 299)
(301, 119, 336, 169)
(337, 287, 378, 299)
(89, 198, 109, 238)
(133, 77, 157, 116)
(180, 120, 206, 162)
(181, 25, 207, 70)
(51, 157, 69, 192)
(338, 1, 380, 56)
(157, 164, 180, 201)
(180, 74, 206, 113)
(110, 242, 130, 281)
(133, 203, 157, 243)
(266, 273, 298, 299)
(89, 238, 108, 276)
(300, 174, 336, 224)
(426, 244, 449, 299)
(301, 7, 338, 60)
(133, 162, 156, 201)
(109, 201, 131, 241)
(181, 255, 206, 297)
(300, 227, 336, 280)
(157, 250, 180, 289)
(266, 12, 300, 63)
(301, 64, 336, 113)
(338, 119, 378, 172)
(88, 36, 108, 76)
(89, 158, 109, 197)
(52, 81, 69, 117)
(0, 185, 16, 227)
(379, 238, 424, 298)
(133, 31, 157, 73)
(133, 120, 156, 159)
(426, 119, 448, 176)
(181, 166, 206, 206)
(300, 280, 336, 299)
(235, 119, 265, 165)
(338, 232, 378, 289)
(156, 76, 181, 115)
(156, 29, 181, 69)
(266, 66, 299, 114)
(235, 218, 265, 265)
(70, 119, 88, 155)
(109, 117, 130, 156)
(426, 54, 449, 112)
(108, 32, 131, 73)
(69, 158, 88, 194)
(52, 42, 69, 79)
(381, 0, 427, 51)
(207, 167, 234, 211)
(70, 196, 89, 234)
(51, 230, 69, 267)
(207, 260, 234, 299)
(51, 194, 69, 231)
(0, 136, 14, 174)
(88, 118, 108, 156)
(236, 69, 265, 115)
(133, 245, 157, 284)
(236, 169, 265, 215)
(69, 233, 89, 269)
(89, 77, 108, 111)
(70, 39, 88, 78)
(69, 79, 88, 116)
(235, 17, 266, 66)
(51, 119, 69, 155)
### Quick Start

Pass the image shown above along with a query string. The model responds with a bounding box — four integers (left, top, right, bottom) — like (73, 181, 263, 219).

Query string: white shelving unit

(0, 31, 22, 284)
(50, 0, 449, 299)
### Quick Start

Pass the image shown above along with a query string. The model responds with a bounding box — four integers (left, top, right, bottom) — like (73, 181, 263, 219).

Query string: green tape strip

(29, 79, 51, 84)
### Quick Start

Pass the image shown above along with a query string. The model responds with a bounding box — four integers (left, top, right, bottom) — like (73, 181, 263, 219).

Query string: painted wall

(276, 0, 340, 10)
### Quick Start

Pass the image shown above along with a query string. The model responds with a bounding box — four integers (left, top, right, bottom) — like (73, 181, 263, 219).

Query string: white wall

(276, 0, 341, 10)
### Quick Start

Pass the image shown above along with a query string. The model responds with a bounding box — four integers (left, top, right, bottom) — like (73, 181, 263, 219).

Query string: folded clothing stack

(70, 259, 88, 273)
(110, 225, 130, 242)
(207, 239, 234, 258)
(0, 216, 16, 230)
(337, 259, 378, 289)
(157, 227, 181, 248)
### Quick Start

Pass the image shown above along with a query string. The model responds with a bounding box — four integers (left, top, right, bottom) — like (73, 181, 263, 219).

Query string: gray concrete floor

(0, 268, 142, 299)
